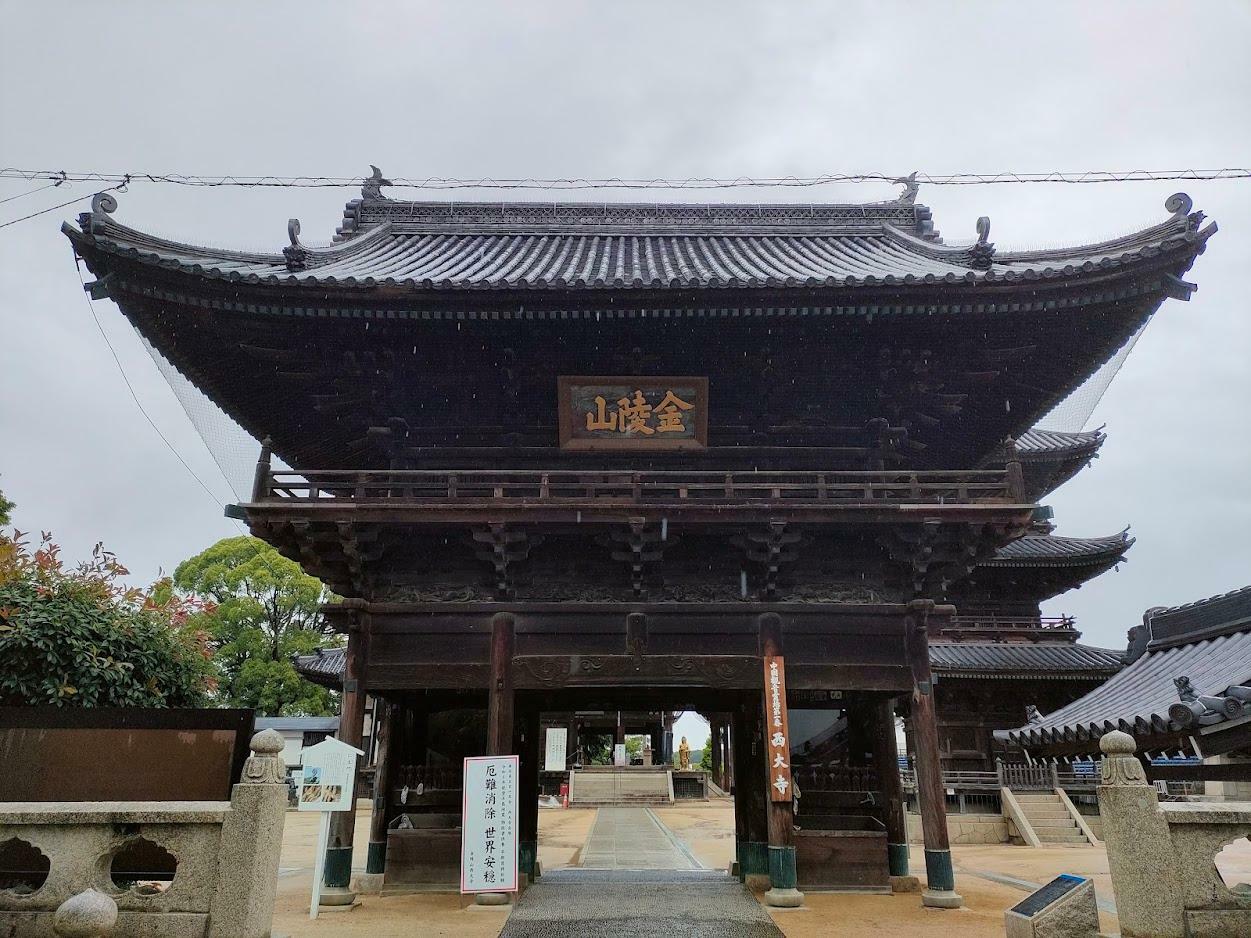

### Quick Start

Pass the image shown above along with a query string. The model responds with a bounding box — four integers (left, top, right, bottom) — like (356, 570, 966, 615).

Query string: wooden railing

(257, 468, 1013, 506)
(945, 614, 1077, 634)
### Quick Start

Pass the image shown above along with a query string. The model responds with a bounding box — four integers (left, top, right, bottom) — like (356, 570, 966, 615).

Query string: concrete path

(499, 870, 784, 938)
(579, 806, 703, 870)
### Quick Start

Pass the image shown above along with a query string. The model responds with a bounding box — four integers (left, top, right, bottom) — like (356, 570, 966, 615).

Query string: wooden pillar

(479, 612, 516, 905)
(365, 698, 395, 877)
(724, 722, 735, 793)
(662, 710, 674, 766)
(871, 696, 912, 884)
(516, 703, 540, 882)
(710, 715, 724, 787)
(325, 615, 369, 892)
(487, 612, 515, 756)
(759, 612, 801, 907)
(905, 600, 961, 907)
(614, 711, 625, 747)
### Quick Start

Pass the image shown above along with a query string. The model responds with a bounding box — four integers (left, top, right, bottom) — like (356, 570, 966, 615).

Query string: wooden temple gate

(66, 179, 1213, 910)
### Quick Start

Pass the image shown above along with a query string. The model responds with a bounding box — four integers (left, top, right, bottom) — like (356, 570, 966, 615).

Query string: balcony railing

(945, 614, 1077, 635)
(255, 468, 1015, 507)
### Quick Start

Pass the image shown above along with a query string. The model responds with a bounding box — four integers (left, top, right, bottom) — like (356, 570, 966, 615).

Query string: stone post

(1096, 731, 1185, 938)
(207, 729, 289, 938)
(53, 890, 117, 937)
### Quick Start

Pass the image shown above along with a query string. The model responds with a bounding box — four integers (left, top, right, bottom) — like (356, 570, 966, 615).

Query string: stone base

(764, 887, 805, 908)
(728, 859, 741, 877)
(921, 889, 963, 909)
(473, 891, 512, 907)
(890, 875, 921, 893)
(319, 885, 358, 907)
(351, 872, 385, 895)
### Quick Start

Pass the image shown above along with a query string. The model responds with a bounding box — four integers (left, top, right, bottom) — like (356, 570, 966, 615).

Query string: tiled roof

(65, 189, 1214, 294)
(1000, 627, 1251, 748)
(1014, 428, 1105, 461)
(930, 641, 1123, 678)
(981, 532, 1133, 568)
(1145, 585, 1251, 651)
(294, 649, 346, 687)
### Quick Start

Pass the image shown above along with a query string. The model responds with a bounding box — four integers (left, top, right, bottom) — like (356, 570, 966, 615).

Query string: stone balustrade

(0, 729, 288, 938)
(1097, 730, 1251, 938)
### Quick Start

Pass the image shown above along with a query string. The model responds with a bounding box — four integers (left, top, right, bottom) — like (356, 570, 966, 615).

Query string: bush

(0, 533, 215, 707)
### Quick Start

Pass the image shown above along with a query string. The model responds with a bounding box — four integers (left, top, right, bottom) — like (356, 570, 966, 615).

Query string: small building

(999, 585, 1251, 797)
(252, 716, 339, 769)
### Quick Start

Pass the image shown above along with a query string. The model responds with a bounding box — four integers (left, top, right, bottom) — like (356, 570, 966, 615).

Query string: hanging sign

(298, 737, 364, 919)
(461, 755, 520, 894)
(558, 376, 708, 451)
(544, 727, 568, 772)
(763, 655, 793, 803)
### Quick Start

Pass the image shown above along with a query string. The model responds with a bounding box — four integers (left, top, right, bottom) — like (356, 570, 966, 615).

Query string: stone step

(1028, 817, 1078, 829)
(1021, 806, 1071, 819)
(1014, 792, 1061, 802)
(1036, 830, 1088, 843)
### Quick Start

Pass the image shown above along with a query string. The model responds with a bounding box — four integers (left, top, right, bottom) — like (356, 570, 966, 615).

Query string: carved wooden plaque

(557, 376, 708, 451)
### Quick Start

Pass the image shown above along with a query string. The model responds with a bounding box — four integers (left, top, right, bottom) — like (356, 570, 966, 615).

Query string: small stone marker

(1004, 874, 1099, 938)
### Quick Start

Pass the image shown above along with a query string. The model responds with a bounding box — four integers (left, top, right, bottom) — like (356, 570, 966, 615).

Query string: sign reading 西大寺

(461, 755, 519, 894)
(763, 655, 793, 803)
(544, 727, 568, 772)
(558, 376, 708, 450)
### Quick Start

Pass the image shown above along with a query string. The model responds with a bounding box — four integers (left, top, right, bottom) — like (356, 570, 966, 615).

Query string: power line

(0, 184, 124, 230)
(0, 174, 65, 204)
(5, 166, 1250, 192)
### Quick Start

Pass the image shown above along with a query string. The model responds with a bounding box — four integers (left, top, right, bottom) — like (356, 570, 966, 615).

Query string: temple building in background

(65, 176, 1213, 906)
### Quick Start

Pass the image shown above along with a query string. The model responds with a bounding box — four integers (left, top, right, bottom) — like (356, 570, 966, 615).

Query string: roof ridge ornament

(79, 191, 119, 234)
(362, 164, 393, 201)
(969, 216, 995, 270)
(284, 218, 308, 271)
(1165, 192, 1193, 218)
(893, 171, 920, 205)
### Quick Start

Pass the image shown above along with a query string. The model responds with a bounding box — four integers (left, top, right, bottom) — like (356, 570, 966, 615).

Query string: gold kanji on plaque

(559, 377, 708, 451)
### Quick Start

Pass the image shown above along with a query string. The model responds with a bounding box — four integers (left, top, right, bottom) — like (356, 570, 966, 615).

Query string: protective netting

(139, 315, 1146, 495)
(1033, 322, 1148, 433)
(138, 335, 274, 501)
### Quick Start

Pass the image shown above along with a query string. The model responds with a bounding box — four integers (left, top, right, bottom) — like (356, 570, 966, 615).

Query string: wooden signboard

(763, 655, 793, 802)
(558, 376, 708, 450)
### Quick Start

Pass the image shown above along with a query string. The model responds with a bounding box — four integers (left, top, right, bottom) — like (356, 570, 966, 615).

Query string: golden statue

(677, 736, 691, 771)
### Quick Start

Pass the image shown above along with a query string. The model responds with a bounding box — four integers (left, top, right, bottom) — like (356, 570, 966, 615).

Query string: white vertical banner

(544, 727, 568, 772)
(461, 755, 519, 893)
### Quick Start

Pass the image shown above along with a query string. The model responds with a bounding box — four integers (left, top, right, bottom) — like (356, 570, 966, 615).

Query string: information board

(298, 737, 361, 813)
(544, 727, 568, 772)
(461, 755, 519, 894)
(1009, 874, 1086, 917)
(763, 655, 793, 802)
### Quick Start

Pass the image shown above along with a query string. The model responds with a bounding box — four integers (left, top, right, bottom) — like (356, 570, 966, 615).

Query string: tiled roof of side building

(64, 187, 1215, 295)
(929, 641, 1124, 678)
(980, 532, 1133, 568)
(1001, 584, 1251, 750)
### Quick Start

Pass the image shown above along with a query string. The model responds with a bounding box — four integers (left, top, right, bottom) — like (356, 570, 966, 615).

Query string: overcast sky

(2, 0, 1249, 694)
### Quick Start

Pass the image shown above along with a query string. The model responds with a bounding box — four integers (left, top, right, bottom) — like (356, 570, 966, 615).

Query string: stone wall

(0, 730, 287, 938)
(906, 812, 1008, 845)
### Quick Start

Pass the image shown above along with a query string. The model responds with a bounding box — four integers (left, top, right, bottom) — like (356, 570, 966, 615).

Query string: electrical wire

(4, 166, 1250, 191)
(0, 175, 65, 205)
(0, 184, 123, 230)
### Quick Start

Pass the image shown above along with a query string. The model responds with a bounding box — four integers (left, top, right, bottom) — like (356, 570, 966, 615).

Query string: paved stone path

(499, 809, 782, 936)
(579, 807, 703, 870)
(499, 870, 785, 938)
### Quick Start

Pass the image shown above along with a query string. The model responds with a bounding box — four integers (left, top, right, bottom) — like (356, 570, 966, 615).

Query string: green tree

(699, 744, 712, 772)
(173, 536, 340, 716)
(0, 533, 215, 707)
(0, 487, 13, 527)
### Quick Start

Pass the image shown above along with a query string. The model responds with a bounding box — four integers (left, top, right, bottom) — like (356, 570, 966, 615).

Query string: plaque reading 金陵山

(558, 376, 708, 450)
